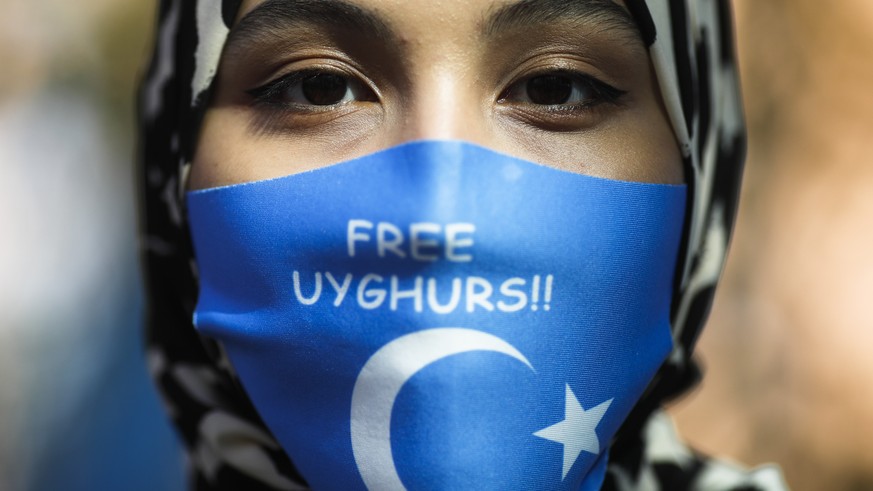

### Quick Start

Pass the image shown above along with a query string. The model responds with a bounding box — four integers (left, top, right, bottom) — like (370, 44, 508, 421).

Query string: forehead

(237, 0, 633, 17)
(232, 0, 641, 44)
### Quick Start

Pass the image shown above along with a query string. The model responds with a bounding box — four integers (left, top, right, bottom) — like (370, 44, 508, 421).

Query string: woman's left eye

(500, 72, 625, 108)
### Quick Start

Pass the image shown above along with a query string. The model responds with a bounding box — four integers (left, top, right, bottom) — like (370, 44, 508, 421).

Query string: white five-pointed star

(533, 385, 613, 480)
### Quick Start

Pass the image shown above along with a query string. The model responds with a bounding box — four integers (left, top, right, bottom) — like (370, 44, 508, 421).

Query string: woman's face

(190, 0, 682, 190)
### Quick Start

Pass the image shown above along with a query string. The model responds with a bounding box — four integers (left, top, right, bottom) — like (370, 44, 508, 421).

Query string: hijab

(137, 1, 785, 489)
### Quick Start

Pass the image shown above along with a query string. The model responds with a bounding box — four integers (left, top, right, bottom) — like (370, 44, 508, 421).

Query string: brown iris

(301, 73, 349, 105)
(526, 75, 573, 105)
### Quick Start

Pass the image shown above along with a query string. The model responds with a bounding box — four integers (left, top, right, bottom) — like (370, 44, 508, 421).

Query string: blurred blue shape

(27, 286, 185, 491)
(0, 89, 186, 491)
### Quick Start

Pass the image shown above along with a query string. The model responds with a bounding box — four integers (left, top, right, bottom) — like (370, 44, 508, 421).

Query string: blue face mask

(187, 140, 686, 491)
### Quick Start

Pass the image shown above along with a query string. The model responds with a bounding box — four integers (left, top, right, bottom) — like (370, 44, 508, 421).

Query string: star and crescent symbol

(350, 327, 613, 490)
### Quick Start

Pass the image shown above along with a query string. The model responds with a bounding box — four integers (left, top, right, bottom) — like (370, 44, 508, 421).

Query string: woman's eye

(248, 71, 375, 108)
(502, 73, 624, 108)
(527, 75, 575, 105)
(295, 73, 353, 105)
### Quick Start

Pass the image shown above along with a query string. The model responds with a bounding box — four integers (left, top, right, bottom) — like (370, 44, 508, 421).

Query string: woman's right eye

(248, 70, 377, 108)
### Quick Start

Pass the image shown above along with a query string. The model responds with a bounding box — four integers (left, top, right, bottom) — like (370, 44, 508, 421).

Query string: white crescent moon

(350, 328, 534, 491)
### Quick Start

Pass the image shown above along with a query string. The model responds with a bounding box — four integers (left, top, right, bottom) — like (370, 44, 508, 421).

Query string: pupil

(302, 73, 348, 105)
(526, 75, 572, 105)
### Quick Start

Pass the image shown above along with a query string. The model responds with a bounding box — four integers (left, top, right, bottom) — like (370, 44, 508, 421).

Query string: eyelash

(247, 71, 302, 106)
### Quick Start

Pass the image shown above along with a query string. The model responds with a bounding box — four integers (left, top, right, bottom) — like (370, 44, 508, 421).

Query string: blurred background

(0, 1, 183, 490)
(0, 1, 870, 490)
(670, 2, 873, 490)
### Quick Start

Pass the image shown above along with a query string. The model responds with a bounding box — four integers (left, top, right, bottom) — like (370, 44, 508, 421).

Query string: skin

(190, 0, 683, 190)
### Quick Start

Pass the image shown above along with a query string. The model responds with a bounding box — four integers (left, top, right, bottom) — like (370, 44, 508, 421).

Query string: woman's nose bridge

(395, 71, 488, 143)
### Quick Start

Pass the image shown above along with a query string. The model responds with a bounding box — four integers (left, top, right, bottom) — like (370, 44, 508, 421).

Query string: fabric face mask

(187, 140, 686, 491)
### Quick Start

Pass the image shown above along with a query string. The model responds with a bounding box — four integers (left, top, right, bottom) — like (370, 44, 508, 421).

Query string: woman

(138, 0, 787, 489)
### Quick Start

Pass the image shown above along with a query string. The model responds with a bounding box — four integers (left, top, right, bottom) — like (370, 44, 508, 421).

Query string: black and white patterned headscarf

(137, 1, 787, 489)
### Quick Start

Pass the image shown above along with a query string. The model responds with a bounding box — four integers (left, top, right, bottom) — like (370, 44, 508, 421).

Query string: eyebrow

(225, 0, 397, 56)
(225, 0, 642, 58)
(483, 0, 642, 40)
